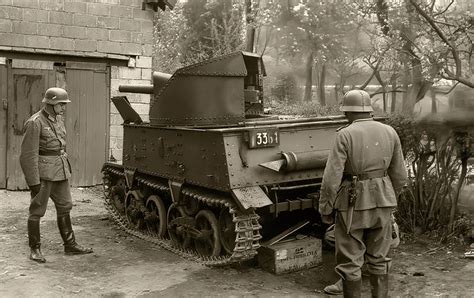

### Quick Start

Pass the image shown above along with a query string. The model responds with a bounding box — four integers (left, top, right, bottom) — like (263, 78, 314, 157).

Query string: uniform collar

(41, 108, 57, 122)
(352, 117, 374, 124)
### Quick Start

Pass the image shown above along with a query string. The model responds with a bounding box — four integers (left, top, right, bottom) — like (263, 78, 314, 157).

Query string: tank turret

(118, 51, 265, 127)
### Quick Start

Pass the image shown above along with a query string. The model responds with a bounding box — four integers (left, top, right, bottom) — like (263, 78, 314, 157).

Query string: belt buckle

(60, 149, 65, 155)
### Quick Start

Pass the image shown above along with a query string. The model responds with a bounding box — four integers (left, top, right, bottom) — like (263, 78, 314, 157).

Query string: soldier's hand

(29, 184, 41, 198)
(321, 214, 334, 225)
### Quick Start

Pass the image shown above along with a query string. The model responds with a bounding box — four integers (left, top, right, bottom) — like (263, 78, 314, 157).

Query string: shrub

(269, 101, 341, 117)
(386, 114, 471, 243)
(264, 73, 301, 104)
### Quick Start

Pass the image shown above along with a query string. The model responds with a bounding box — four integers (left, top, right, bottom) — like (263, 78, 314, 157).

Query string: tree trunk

(318, 63, 327, 105)
(450, 156, 468, 232)
(430, 87, 437, 113)
(245, 0, 256, 53)
(402, 59, 410, 112)
(390, 74, 397, 113)
(402, 0, 418, 113)
(303, 52, 314, 102)
(374, 69, 386, 112)
(382, 86, 387, 113)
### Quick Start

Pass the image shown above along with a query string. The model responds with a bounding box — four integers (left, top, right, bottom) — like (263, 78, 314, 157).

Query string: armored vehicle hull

(102, 52, 350, 265)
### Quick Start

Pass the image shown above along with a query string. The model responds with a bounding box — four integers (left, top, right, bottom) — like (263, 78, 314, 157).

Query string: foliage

(263, 60, 302, 104)
(266, 73, 300, 104)
(269, 101, 340, 117)
(153, 2, 188, 73)
(355, 0, 473, 112)
(181, 0, 245, 65)
(154, 0, 246, 72)
(255, 0, 364, 102)
(386, 114, 469, 241)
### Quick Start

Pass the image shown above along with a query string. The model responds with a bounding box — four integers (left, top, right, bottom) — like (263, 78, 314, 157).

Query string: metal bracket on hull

(231, 186, 272, 210)
(168, 180, 184, 204)
(124, 168, 137, 189)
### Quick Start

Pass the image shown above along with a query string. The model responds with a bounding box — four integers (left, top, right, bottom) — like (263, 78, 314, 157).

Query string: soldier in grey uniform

(20, 87, 93, 263)
(318, 90, 407, 297)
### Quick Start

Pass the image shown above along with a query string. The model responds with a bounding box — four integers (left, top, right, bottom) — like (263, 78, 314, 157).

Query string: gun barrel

(118, 71, 172, 95)
(119, 84, 154, 94)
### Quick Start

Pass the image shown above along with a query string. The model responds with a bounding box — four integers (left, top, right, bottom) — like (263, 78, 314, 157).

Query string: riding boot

(57, 214, 93, 255)
(342, 279, 361, 298)
(323, 279, 343, 295)
(27, 219, 46, 263)
(369, 274, 389, 298)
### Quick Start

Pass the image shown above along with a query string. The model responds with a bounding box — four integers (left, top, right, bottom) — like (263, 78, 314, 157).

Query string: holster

(346, 175, 358, 234)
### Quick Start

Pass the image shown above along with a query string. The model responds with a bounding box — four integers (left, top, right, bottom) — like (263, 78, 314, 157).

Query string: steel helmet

(42, 87, 71, 105)
(340, 90, 373, 112)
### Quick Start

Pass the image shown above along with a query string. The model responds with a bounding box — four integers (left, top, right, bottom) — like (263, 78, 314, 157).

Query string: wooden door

(65, 62, 109, 186)
(6, 61, 55, 190)
(0, 63, 7, 188)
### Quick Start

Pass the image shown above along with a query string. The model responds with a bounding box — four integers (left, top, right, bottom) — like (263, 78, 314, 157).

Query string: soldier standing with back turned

(318, 90, 407, 297)
(20, 87, 93, 263)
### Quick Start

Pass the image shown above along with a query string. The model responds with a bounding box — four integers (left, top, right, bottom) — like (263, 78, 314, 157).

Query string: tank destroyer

(102, 51, 351, 265)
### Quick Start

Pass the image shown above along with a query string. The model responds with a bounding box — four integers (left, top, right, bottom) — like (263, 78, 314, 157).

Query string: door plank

(66, 66, 108, 186)
(0, 65, 7, 188)
(6, 67, 52, 190)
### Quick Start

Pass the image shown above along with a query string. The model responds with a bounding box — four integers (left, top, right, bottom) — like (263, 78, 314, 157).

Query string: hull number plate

(247, 128, 279, 148)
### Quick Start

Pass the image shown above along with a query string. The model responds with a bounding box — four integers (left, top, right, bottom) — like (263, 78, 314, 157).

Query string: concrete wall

(0, 0, 155, 164)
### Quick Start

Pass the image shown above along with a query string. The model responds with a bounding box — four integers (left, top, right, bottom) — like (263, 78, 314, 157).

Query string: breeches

(334, 207, 393, 281)
(29, 179, 72, 220)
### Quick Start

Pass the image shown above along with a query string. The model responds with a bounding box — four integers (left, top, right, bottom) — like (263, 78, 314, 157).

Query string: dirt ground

(1, 186, 473, 297)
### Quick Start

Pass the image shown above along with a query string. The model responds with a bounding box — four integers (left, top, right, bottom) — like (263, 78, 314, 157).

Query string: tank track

(102, 164, 262, 266)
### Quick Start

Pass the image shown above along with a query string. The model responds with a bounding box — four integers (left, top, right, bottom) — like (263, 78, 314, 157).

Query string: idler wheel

(167, 204, 188, 248)
(145, 195, 167, 237)
(125, 191, 145, 230)
(194, 210, 221, 257)
(108, 178, 126, 214)
(218, 208, 236, 254)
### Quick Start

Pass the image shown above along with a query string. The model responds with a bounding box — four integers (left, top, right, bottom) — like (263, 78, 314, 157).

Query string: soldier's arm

(388, 130, 408, 197)
(20, 120, 41, 186)
(319, 131, 348, 215)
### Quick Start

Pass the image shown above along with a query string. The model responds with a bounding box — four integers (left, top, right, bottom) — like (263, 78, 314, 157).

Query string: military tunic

(319, 118, 407, 281)
(20, 108, 73, 220)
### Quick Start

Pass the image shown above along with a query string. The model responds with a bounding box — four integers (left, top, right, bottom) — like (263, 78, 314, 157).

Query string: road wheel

(194, 210, 221, 257)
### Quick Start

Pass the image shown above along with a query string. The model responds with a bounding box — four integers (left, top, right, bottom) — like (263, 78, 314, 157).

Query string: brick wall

(0, 0, 154, 57)
(0, 0, 155, 164)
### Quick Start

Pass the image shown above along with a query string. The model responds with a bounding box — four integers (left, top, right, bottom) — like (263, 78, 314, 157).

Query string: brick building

(0, 0, 157, 189)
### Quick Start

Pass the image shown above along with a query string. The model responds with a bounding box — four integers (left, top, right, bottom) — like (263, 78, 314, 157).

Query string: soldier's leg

(365, 208, 393, 298)
(50, 180, 93, 255)
(335, 211, 364, 298)
(28, 180, 53, 263)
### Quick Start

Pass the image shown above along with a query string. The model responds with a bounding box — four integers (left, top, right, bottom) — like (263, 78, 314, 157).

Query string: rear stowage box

(257, 236, 322, 274)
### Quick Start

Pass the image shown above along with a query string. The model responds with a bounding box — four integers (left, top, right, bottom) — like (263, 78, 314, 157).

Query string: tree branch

(433, 0, 454, 17)
(409, 0, 460, 76)
(440, 72, 474, 88)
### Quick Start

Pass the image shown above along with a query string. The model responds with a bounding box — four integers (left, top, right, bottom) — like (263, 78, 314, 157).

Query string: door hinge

(1, 98, 7, 110)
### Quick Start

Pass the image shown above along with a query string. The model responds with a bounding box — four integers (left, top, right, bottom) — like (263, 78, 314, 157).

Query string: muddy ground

(1, 186, 473, 297)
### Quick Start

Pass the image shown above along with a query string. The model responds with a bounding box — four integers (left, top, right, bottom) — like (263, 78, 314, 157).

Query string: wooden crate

(257, 236, 322, 274)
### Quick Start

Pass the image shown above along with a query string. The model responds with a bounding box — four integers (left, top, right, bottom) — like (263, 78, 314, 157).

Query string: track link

(102, 164, 262, 266)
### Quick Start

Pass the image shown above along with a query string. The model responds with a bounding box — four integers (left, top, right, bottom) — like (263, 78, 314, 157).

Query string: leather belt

(39, 149, 65, 156)
(344, 170, 387, 181)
